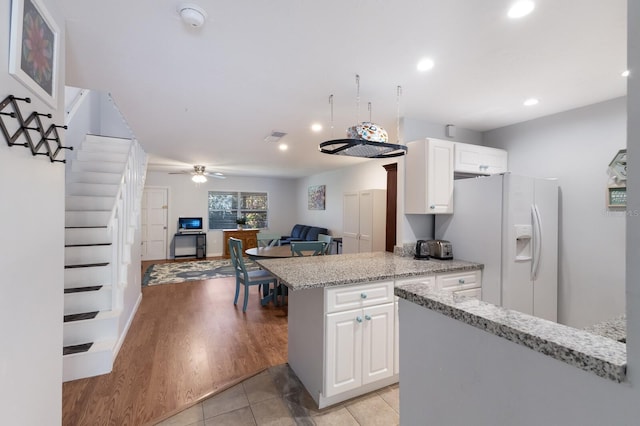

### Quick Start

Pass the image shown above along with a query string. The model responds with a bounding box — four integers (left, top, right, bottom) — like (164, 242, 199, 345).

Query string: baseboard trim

(113, 292, 142, 359)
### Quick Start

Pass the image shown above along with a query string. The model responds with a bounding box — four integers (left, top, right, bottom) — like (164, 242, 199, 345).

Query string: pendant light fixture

(319, 75, 407, 158)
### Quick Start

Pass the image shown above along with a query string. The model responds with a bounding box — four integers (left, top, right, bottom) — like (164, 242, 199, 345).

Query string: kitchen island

(255, 251, 482, 408)
(394, 281, 629, 425)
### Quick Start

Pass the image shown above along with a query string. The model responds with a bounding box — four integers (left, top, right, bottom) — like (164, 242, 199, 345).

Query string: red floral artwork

(20, 0, 54, 95)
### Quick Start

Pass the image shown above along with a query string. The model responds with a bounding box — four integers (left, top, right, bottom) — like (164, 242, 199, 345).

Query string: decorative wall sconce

(0, 94, 72, 163)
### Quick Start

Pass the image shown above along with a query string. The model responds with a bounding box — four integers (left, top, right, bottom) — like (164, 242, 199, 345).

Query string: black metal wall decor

(0, 94, 72, 163)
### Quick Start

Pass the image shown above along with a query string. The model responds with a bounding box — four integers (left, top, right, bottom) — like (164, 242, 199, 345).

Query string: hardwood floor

(62, 259, 288, 425)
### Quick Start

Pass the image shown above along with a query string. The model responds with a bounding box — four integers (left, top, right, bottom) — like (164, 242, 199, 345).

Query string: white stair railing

(108, 139, 147, 310)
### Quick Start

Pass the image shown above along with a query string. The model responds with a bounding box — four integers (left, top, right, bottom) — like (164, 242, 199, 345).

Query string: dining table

(244, 245, 296, 259)
(245, 244, 327, 305)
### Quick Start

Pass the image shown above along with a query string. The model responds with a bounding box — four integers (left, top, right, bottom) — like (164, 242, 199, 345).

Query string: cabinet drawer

(395, 275, 435, 288)
(436, 270, 481, 292)
(453, 286, 481, 299)
(326, 281, 394, 313)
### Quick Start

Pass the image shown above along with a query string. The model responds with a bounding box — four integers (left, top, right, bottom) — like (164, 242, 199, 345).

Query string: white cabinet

(343, 189, 386, 254)
(454, 143, 508, 176)
(435, 270, 482, 299)
(325, 302, 394, 397)
(324, 280, 395, 399)
(405, 138, 454, 214)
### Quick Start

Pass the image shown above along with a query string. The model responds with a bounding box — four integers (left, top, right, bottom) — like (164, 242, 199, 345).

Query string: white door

(141, 188, 168, 261)
(362, 303, 394, 385)
(342, 192, 360, 254)
(325, 308, 363, 397)
(358, 191, 373, 253)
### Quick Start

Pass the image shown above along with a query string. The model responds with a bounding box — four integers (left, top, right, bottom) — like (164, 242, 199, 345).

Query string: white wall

(144, 171, 298, 256)
(0, 0, 65, 423)
(483, 97, 626, 328)
(295, 159, 388, 236)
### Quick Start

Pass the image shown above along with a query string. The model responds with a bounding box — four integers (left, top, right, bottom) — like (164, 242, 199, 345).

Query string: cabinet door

(362, 303, 394, 385)
(426, 138, 454, 214)
(358, 191, 373, 253)
(325, 309, 363, 397)
(394, 298, 399, 375)
(454, 143, 508, 175)
(343, 192, 360, 254)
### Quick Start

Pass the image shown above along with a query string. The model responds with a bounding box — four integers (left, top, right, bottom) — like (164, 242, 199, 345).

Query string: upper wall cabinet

(405, 138, 454, 214)
(454, 143, 508, 177)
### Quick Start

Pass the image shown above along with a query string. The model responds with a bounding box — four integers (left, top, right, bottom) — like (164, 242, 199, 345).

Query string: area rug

(143, 259, 259, 286)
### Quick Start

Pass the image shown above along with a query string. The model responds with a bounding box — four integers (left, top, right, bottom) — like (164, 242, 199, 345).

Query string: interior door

(141, 188, 168, 261)
(342, 192, 360, 254)
(358, 191, 373, 253)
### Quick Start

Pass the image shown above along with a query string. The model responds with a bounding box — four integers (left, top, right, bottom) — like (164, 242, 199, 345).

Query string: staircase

(63, 134, 146, 381)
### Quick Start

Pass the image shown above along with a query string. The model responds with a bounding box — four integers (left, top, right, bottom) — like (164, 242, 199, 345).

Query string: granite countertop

(255, 252, 482, 291)
(395, 283, 627, 383)
(583, 315, 627, 343)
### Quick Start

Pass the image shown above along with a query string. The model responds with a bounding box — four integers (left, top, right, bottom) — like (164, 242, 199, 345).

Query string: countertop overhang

(395, 282, 627, 383)
(255, 252, 483, 291)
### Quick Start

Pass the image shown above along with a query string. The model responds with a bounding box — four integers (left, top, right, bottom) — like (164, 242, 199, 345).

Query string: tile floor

(155, 364, 399, 426)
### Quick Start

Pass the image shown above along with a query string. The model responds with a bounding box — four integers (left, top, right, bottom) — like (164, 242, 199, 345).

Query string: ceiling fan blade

(168, 171, 189, 175)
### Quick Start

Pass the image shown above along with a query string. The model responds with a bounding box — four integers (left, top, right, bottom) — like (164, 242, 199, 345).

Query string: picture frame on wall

(308, 185, 326, 210)
(9, 0, 60, 108)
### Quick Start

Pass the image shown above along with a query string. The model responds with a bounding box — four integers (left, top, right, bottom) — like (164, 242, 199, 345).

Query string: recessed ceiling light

(417, 58, 435, 72)
(508, 1, 535, 19)
(311, 123, 323, 132)
(622, 70, 630, 77)
(279, 143, 288, 151)
(523, 98, 539, 106)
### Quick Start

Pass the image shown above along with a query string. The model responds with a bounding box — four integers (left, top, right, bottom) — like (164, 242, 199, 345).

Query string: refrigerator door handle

(531, 204, 543, 281)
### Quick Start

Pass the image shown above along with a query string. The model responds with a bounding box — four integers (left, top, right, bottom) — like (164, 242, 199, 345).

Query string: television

(178, 217, 203, 232)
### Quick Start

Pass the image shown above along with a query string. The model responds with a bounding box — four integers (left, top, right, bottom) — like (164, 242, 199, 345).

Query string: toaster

(426, 240, 453, 260)
(414, 240, 430, 260)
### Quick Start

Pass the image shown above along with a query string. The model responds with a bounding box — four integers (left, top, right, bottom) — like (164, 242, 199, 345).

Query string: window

(208, 191, 268, 230)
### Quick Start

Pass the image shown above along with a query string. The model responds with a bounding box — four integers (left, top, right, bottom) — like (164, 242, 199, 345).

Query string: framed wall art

(9, 0, 60, 108)
(308, 185, 326, 210)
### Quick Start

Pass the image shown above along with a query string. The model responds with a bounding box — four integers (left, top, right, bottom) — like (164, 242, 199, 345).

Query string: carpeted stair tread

(63, 342, 94, 355)
(64, 285, 103, 294)
(64, 311, 99, 322)
(65, 262, 109, 269)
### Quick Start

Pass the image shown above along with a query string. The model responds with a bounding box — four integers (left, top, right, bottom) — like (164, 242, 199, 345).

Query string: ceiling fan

(168, 165, 226, 183)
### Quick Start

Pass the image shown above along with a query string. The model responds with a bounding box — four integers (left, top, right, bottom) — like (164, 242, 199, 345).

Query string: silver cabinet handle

(365, 314, 372, 321)
(356, 316, 363, 323)
(458, 279, 465, 284)
(429, 205, 435, 209)
(360, 293, 367, 299)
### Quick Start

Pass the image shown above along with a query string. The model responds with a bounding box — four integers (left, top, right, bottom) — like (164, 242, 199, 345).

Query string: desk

(173, 232, 206, 259)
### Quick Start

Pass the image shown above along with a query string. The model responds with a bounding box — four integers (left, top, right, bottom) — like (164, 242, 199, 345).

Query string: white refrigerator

(434, 173, 559, 321)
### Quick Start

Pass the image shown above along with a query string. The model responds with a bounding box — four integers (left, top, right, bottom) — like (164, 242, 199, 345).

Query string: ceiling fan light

(192, 174, 207, 183)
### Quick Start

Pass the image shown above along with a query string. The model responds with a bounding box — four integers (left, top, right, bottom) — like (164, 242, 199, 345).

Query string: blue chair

(318, 234, 333, 255)
(291, 241, 326, 257)
(228, 237, 278, 312)
(257, 232, 280, 247)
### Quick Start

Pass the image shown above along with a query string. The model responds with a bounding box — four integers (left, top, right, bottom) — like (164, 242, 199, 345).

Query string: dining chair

(290, 241, 326, 257)
(257, 232, 281, 248)
(317, 234, 333, 255)
(228, 237, 278, 312)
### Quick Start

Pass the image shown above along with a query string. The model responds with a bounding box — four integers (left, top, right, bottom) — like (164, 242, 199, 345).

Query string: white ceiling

(62, 0, 627, 178)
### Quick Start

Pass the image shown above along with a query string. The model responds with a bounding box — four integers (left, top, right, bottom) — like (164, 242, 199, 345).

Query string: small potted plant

(236, 217, 247, 230)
